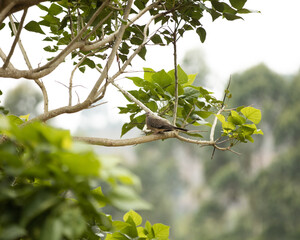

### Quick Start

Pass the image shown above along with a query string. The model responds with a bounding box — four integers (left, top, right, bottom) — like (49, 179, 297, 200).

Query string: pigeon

(145, 112, 188, 133)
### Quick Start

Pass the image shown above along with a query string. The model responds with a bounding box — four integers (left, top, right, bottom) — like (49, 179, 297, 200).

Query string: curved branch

(73, 132, 174, 147)
(2, 9, 28, 69)
(72, 131, 235, 150)
(0, 0, 47, 24)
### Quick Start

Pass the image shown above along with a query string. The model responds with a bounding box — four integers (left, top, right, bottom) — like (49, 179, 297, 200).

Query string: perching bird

(145, 112, 188, 133)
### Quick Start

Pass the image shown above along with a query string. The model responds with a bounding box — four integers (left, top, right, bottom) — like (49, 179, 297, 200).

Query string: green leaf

(152, 70, 173, 88)
(211, 0, 224, 12)
(80, 58, 96, 69)
(37, 4, 49, 11)
(151, 34, 163, 44)
(223, 13, 243, 21)
(229, 0, 247, 9)
(48, 3, 63, 15)
(143, 67, 155, 81)
(254, 129, 264, 135)
(168, 65, 188, 84)
(216, 114, 226, 123)
(58, 152, 100, 176)
(184, 74, 197, 87)
(123, 210, 142, 226)
(0, 22, 5, 30)
(121, 122, 136, 137)
(196, 27, 206, 43)
(222, 121, 235, 131)
(229, 110, 246, 125)
(241, 106, 262, 124)
(138, 46, 147, 60)
(152, 223, 170, 240)
(43, 45, 59, 52)
(24, 21, 45, 34)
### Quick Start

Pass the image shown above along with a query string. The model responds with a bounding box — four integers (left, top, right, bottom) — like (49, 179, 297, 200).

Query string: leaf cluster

(2, 0, 255, 73)
(107, 210, 170, 240)
(0, 115, 160, 240)
(118, 65, 222, 136)
(216, 106, 263, 144)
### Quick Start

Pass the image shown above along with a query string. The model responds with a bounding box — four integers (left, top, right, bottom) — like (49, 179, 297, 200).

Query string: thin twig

(35, 0, 110, 73)
(0, 1, 15, 24)
(0, 48, 15, 69)
(8, 15, 49, 113)
(2, 9, 28, 69)
(211, 76, 232, 159)
(172, 26, 179, 125)
(182, 106, 194, 128)
(84, 11, 113, 41)
(69, 52, 94, 106)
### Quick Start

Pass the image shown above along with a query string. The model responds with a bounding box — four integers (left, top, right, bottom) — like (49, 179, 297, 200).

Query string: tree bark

(0, 0, 48, 24)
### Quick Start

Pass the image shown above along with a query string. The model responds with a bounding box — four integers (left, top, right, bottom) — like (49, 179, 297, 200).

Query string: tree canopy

(0, 1, 266, 240)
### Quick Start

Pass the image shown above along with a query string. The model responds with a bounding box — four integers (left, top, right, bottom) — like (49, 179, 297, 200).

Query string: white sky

(1, 0, 300, 132)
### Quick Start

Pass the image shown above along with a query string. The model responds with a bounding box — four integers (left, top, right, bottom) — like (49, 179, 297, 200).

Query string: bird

(145, 112, 188, 133)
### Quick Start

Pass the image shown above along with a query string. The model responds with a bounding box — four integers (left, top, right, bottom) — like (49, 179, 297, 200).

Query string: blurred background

(1, 0, 300, 239)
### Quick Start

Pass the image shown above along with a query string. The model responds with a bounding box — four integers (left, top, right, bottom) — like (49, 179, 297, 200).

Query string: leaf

(241, 107, 262, 124)
(211, 0, 224, 12)
(184, 74, 197, 87)
(216, 114, 226, 123)
(48, 3, 63, 15)
(24, 21, 45, 34)
(223, 13, 243, 21)
(168, 65, 188, 84)
(123, 210, 142, 226)
(58, 152, 100, 176)
(0, 23, 5, 30)
(222, 121, 235, 131)
(229, 0, 247, 9)
(152, 223, 170, 240)
(152, 70, 173, 88)
(143, 67, 155, 81)
(138, 46, 147, 60)
(254, 129, 264, 135)
(196, 27, 206, 43)
(19, 114, 30, 122)
(121, 123, 136, 137)
(229, 110, 246, 125)
(151, 34, 163, 44)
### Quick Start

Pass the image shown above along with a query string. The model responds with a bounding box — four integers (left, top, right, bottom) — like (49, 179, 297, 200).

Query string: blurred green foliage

(130, 64, 300, 240)
(0, 115, 168, 240)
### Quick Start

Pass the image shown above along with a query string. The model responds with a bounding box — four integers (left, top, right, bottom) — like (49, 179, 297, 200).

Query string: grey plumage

(145, 112, 188, 133)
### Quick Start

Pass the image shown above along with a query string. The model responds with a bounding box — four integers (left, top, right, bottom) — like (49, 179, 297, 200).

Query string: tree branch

(8, 14, 49, 113)
(85, 0, 134, 102)
(172, 26, 178, 125)
(0, 48, 15, 70)
(2, 9, 27, 69)
(0, 0, 47, 24)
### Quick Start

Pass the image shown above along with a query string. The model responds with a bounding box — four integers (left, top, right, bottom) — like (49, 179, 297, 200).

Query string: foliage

(119, 65, 221, 136)
(0, 115, 164, 240)
(216, 106, 263, 143)
(107, 210, 170, 240)
(119, 66, 262, 148)
(8, 0, 254, 68)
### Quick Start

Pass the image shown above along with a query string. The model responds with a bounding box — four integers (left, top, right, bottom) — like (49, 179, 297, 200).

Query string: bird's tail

(174, 126, 188, 132)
